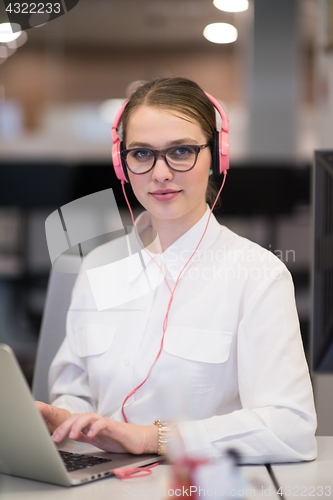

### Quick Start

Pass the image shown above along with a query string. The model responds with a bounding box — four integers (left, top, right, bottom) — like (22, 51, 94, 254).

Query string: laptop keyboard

(59, 450, 112, 472)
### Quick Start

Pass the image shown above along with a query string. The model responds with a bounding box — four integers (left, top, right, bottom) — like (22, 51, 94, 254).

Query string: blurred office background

(0, 0, 333, 431)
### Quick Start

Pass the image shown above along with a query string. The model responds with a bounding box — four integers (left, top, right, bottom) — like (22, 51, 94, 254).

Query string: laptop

(0, 344, 162, 486)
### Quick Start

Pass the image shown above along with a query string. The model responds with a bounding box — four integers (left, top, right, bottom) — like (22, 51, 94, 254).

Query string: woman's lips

(150, 190, 182, 201)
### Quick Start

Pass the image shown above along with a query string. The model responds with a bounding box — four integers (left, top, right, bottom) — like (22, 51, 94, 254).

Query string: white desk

(0, 437, 278, 500)
(271, 436, 333, 499)
(0, 465, 277, 500)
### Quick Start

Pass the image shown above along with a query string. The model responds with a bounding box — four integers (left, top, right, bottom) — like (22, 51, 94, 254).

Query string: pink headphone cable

(120, 171, 227, 423)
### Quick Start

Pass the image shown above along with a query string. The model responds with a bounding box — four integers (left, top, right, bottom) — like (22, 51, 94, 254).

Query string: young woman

(36, 78, 317, 463)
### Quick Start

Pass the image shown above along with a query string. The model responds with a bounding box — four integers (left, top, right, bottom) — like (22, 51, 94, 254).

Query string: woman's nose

(152, 155, 173, 181)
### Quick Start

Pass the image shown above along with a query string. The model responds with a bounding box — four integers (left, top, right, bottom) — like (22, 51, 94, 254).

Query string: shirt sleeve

(178, 267, 318, 464)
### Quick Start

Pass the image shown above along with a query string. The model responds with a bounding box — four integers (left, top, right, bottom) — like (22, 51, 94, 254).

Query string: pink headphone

(111, 91, 229, 183)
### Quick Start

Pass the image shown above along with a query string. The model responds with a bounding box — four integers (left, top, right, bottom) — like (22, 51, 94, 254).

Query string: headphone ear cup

(212, 131, 221, 175)
(220, 129, 229, 173)
(112, 140, 129, 182)
(111, 100, 129, 183)
(119, 141, 130, 182)
(204, 92, 229, 174)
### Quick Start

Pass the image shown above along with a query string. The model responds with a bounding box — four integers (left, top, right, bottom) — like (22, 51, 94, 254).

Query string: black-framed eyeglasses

(121, 144, 210, 175)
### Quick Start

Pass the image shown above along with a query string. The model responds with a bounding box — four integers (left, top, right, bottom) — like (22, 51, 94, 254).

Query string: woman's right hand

(35, 401, 71, 434)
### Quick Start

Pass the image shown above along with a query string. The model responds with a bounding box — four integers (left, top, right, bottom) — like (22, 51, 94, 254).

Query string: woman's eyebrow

(127, 142, 153, 148)
(127, 138, 199, 148)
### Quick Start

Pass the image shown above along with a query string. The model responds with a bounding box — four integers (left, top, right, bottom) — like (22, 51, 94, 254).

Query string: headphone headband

(111, 100, 128, 144)
(204, 92, 229, 133)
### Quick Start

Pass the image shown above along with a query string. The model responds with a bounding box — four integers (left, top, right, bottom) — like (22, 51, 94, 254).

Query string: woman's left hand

(51, 412, 158, 455)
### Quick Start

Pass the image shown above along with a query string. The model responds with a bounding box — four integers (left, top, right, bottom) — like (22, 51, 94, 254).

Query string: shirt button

(124, 359, 130, 366)
(142, 305, 147, 311)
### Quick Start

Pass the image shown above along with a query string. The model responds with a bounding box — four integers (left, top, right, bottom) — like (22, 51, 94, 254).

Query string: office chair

(32, 254, 81, 404)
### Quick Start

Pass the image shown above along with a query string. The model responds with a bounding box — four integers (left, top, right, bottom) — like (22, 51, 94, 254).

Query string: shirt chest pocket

(74, 324, 116, 357)
(163, 327, 233, 364)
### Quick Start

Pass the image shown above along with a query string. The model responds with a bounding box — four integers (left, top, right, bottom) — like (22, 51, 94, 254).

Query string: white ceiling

(11, 0, 252, 48)
(0, 0, 316, 50)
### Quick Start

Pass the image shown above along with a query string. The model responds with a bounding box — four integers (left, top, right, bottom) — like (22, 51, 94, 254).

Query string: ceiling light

(12, 31, 28, 49)
(203, 23, 238, 44)
(2, 32, 27, 50)
(213, 0, 249, 13)
(0, 23, 21, 43)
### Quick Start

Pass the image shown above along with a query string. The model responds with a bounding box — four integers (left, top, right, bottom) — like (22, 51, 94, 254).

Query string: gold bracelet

(153, 420, 169, 455)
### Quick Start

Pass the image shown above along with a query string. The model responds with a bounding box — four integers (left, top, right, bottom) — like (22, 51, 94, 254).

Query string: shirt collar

(127, 205, 221, 283)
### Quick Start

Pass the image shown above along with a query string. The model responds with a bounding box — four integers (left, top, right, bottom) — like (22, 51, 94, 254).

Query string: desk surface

(271, 436, 333, 499)
(0, 464, 276, 500)
(3, 438, 331, 500)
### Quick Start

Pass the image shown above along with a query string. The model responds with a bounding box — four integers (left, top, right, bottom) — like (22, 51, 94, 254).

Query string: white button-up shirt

(49, 206, 317, 464)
